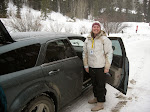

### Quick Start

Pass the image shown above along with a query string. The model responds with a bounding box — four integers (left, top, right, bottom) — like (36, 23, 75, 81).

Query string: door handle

(49, 69, 60, 75)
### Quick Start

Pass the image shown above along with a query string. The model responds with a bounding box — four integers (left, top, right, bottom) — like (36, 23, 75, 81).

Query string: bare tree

(65, 24, 73, 33)
(103, 21, 129, 34)
(49, 22, 64, 32)
(80, 25, 89, 34)
(5, 11, 42, 32)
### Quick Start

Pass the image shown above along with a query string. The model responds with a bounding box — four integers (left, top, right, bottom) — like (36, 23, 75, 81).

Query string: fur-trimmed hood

(87, 30, 107, 39)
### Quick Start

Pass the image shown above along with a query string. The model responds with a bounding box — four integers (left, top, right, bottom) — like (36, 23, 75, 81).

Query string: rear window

(0, 44, 40, 75)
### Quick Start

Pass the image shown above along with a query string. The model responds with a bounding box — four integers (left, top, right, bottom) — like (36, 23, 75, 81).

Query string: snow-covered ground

(119, 24, 150, 112)
(1, 4, 150, 112)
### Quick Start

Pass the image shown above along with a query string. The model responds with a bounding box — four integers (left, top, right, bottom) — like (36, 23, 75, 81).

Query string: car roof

(11, 32, 82, 43)
(0, 32, 82, 54)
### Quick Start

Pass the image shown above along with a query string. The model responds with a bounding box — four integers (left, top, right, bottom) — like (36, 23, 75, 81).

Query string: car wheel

(24, 95, 55, 112)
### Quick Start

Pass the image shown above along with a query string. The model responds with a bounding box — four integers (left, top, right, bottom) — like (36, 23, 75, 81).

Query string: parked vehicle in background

(0, 20, 129, 112)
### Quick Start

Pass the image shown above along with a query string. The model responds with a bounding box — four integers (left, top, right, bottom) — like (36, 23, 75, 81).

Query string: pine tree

(147, 0, 150, 22)
(115, 0, 126, 22)
(51, 0, 58, 12)
(143, 0, 148, 21)
(105, 0, 116, 21)
(41, 0, 50, 20)
(13, 0, 22, 18)
(86, 0, 94, 19)
(143, 0, 148, 14)
(93, 0, 100, 17)
(75, 0, 88, 19)
(134, 0, 143, 22)
(116, 0, 123, 13)
(0, 0, 7, 18)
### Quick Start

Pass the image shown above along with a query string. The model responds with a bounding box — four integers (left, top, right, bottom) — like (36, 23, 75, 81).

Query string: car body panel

(41, 57, 83, 109)
(41, 38, 83, 108)
(9, 82, 49, 112)
(0, 66, 45, 111)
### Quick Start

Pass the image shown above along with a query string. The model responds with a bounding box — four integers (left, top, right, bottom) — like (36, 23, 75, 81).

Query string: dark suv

(0, 20, 129, 112)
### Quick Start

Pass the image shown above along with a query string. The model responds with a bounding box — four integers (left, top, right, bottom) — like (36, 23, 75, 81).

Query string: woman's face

(92, 25, 101, 35)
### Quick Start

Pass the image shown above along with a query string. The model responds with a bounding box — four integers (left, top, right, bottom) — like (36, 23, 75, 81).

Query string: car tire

(23, 95, 55, 112)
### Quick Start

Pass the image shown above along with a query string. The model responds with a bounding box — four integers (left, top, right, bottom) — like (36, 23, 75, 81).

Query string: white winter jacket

(83, 31, 113, 70)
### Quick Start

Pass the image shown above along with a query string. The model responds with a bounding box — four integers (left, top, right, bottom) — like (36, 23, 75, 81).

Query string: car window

(70, 39, 84, 47)
(44, 39, 75, 63)
(62, 39, 75, 58)
(0, 44, 40, 75)
(111, 40, 122, 56)
(68, 37, 85, 47)
(111, 39, 123, 68)
(68, 37, 85, 58)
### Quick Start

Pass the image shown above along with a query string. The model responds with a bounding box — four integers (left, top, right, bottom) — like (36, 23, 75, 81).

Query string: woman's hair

(91, 31, 95, 38)
(90, 31, 100, 38)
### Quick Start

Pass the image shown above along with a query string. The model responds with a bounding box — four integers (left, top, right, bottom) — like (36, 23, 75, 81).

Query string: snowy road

(60, 39, 150, 112)
(59, 84, 123, 112)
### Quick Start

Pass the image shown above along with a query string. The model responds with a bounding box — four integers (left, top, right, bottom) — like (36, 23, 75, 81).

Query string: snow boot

(91, 102, 104, 111)
(88, 97, 97, 104)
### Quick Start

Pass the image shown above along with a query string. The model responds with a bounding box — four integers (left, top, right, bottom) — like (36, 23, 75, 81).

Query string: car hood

(0, 20, 15, 44)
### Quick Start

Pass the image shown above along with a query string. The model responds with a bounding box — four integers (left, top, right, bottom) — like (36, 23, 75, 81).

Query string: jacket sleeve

(103, 36, 113, 70)
(82, 38, 88, 68)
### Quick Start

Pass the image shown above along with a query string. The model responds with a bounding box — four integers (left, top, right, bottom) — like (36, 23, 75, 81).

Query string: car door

(41, 38, 83, 108)
(68, 36, 91, 87)
(107, 37, 129, 95)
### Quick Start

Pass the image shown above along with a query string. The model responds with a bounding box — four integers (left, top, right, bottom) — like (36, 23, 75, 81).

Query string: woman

(83, 22, 113, 111)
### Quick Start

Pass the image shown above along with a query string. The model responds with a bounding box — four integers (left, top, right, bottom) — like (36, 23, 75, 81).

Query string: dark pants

(89, 67, 106, 102)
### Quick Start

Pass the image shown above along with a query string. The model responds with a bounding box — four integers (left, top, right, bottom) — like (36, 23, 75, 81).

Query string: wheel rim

(29, 103, 50, 112)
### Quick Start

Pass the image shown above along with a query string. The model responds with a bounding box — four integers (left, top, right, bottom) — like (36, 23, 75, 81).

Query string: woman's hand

(85, 68, 89, 73)
(104, 68, 109, 73)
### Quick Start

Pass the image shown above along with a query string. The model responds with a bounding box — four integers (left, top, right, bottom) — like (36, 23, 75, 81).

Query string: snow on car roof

(10, 32, 82, 41)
